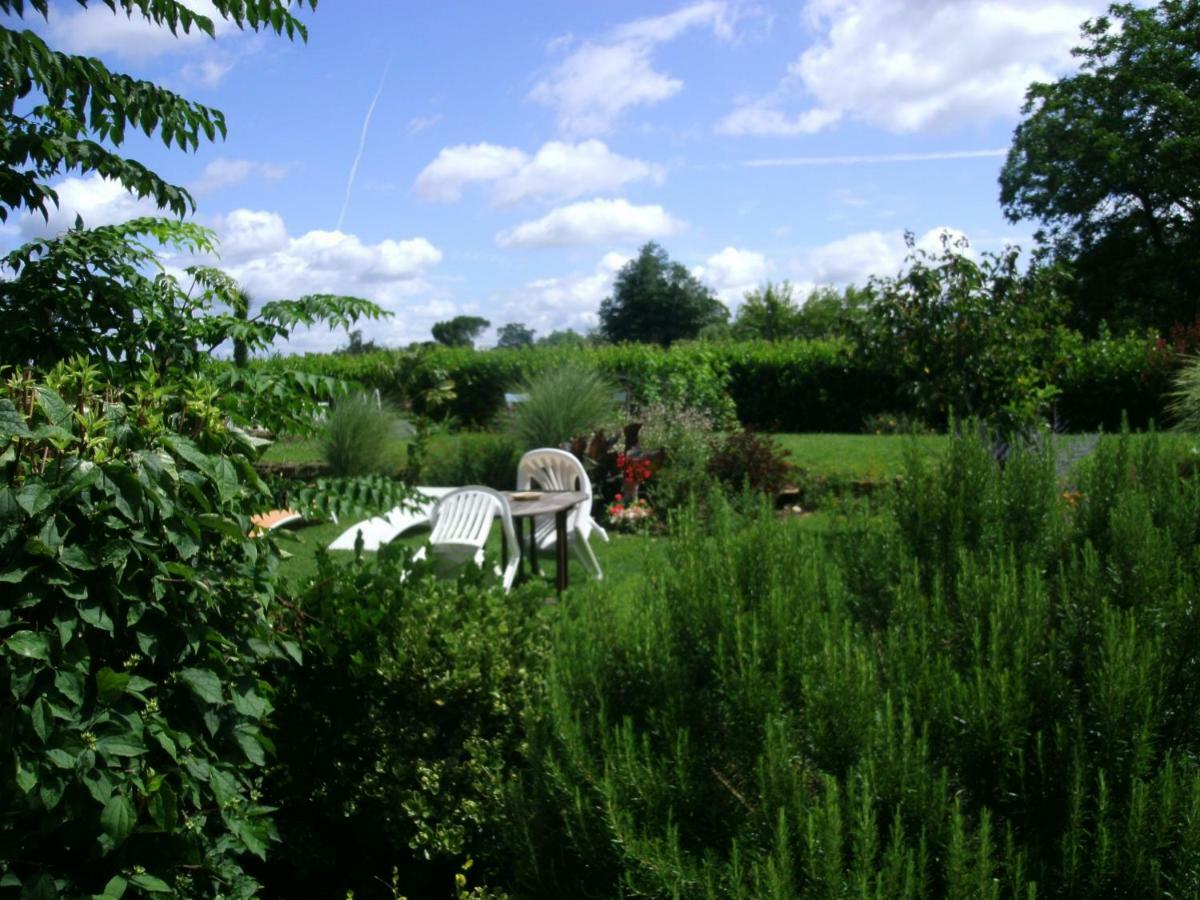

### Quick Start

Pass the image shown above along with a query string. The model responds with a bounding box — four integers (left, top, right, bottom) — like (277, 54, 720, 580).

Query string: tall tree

(496, 321, 535, 349)
(1000, 0, 1200, 332)
(599, 243, 728, 345)
(431, 315, 490, 348)
(732, 281, 801, 341)
(0, 1, 315, 223)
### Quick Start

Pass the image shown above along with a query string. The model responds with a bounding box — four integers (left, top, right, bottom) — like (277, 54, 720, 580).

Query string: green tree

(0, 0, 315, 223)
(732, 281, 801, 341)
(496, 321, 535, 349)
(598, 243, 728, 346)
(432, 315, 490, 348)
(861, 233, 1070, 432)
(538, 328, 587, 348)
(999, 0, 1200, 332)
(793, 285, 872, 340)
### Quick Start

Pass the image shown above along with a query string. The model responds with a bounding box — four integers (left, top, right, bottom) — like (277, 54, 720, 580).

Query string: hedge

(252, 333, 1183, 433)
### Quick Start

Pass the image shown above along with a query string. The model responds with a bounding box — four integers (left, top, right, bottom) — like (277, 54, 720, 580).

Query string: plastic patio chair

(413, 486, 520, 592)
(516, 448, 609, 580)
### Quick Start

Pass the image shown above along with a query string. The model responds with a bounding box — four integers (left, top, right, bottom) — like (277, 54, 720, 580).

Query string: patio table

(502, 490, 589, 594)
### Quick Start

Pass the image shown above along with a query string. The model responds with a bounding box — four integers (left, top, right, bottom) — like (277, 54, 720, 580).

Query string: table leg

(555, 509, 569, 594)
(528, 517, 540, 576)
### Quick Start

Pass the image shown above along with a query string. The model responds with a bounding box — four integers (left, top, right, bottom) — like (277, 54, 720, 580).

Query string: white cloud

(693, 246, 772, 305)
(47, 0, 230, 59)
(493, 252, 631, 337)
(191, 158, 290, 195)
(719, 0, 1103, 135)
(496, 198, 684, 249)
(802, 226, 971, 285)
(413, 143, 528, 202)
(14, 174, 166, 239)
(415, 139, 663, 206)
(531, 1, 740, 135)
(194, 209, 448, 351)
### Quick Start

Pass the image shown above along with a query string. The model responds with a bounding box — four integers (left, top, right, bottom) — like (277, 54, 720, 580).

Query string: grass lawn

(773, 433, 947, 480)
(273, 516, 671, 597)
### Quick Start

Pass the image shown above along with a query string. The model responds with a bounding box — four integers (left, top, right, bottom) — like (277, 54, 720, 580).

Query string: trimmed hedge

(255, 332, 1182, 433)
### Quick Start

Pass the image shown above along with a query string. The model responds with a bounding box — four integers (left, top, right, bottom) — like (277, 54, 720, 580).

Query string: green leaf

(46, 748, 76, 769)
(99, 794, 136, 849)
(127, 873, 171, 894)
(95, 668, 131, 703)
(14, 482, 53, 517)
(5, 630, 50, 660)
(100, 875, 128, 899)
(0, 399, 32, 442)
(95, 734, 146, 758)
(31, 697, 51, 742)
(179, 667, 223, 704)
(234, 725, 266, 766)
(147, 781, 178, 830)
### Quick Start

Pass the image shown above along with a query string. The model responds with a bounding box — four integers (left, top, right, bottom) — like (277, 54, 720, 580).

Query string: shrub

(507, 364, 616, 451)
(1167, 355, 1200, 431)
(514, 428, 1200, 898)
(258, 548, 547, 899)
(707, 430, 792, 497)
(634, 401, 720, 516)
(0, 370, 292, 898)
(423, 433, 522, 490)
(321, 392, 400, 477)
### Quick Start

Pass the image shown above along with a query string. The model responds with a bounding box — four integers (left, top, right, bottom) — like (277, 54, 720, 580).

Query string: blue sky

(5, 0, 1115, 351)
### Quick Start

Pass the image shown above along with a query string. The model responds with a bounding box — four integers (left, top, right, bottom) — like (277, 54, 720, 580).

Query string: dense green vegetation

(4, 0, 1200, 897)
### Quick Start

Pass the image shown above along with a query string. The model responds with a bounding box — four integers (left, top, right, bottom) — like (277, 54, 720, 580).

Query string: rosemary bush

(514, 427, 1200, 898)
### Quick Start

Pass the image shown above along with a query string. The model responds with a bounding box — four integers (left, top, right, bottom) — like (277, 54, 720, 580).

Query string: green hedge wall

(254, 333, 1181, 433)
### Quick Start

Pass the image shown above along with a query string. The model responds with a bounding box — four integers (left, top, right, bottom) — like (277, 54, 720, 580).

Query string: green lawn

(273, 516, 670, 596)
(772, 432, 947, 480)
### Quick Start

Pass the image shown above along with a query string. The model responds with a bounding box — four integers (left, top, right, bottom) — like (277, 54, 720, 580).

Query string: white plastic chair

(413, 486, 520, 592)
(516, 448, 609, 580)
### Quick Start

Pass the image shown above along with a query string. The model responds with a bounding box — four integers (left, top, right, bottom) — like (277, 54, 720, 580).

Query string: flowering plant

(606, 493, 655, 533)
(615, 452, 653, 486)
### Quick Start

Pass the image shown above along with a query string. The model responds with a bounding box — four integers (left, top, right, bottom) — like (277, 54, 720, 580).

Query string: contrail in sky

(742, 148, 1007, 168)
(337, 57, 392, 231)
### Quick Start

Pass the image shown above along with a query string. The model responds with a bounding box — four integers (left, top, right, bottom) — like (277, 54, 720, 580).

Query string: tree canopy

(999, 0, 1200, 332)
(496, 322, 536, 349)
(0, 0, 316, 223)
(598, 243, 728, 346)
(732, 282, 802, 341)
(432, 315, 491, 348)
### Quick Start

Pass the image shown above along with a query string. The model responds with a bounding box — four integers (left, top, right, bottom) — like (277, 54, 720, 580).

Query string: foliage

(507, 364, 617, 451)
(496, 323, 535, 349)
(537, 329, 587, 348)
(0, 0, 315, 223)
(793, 285, 873, 340)
(1000, 0, 1200, 333)
(260, 549, 548, 899)
(731, 281, 803, 341)
(707, 430, 792, 497)
(0, 364, 296, 898)
(253, 328, 1186, 436)
(599, 243, 729, 346)
(514, 428, 1200, 897)
(335, 329, 383, 356)
(634, 401, 720, 516)
(0, 218, 386, 436)
(433, 315, 491, 349)
(1167, 355, 1200, 431)
(320, 392, 400, 478)
(423, 433, 522, 491)
(860, 233, 1071, 433)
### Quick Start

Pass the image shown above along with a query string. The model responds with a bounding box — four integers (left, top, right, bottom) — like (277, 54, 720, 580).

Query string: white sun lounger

(327, 486, 456, 552)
